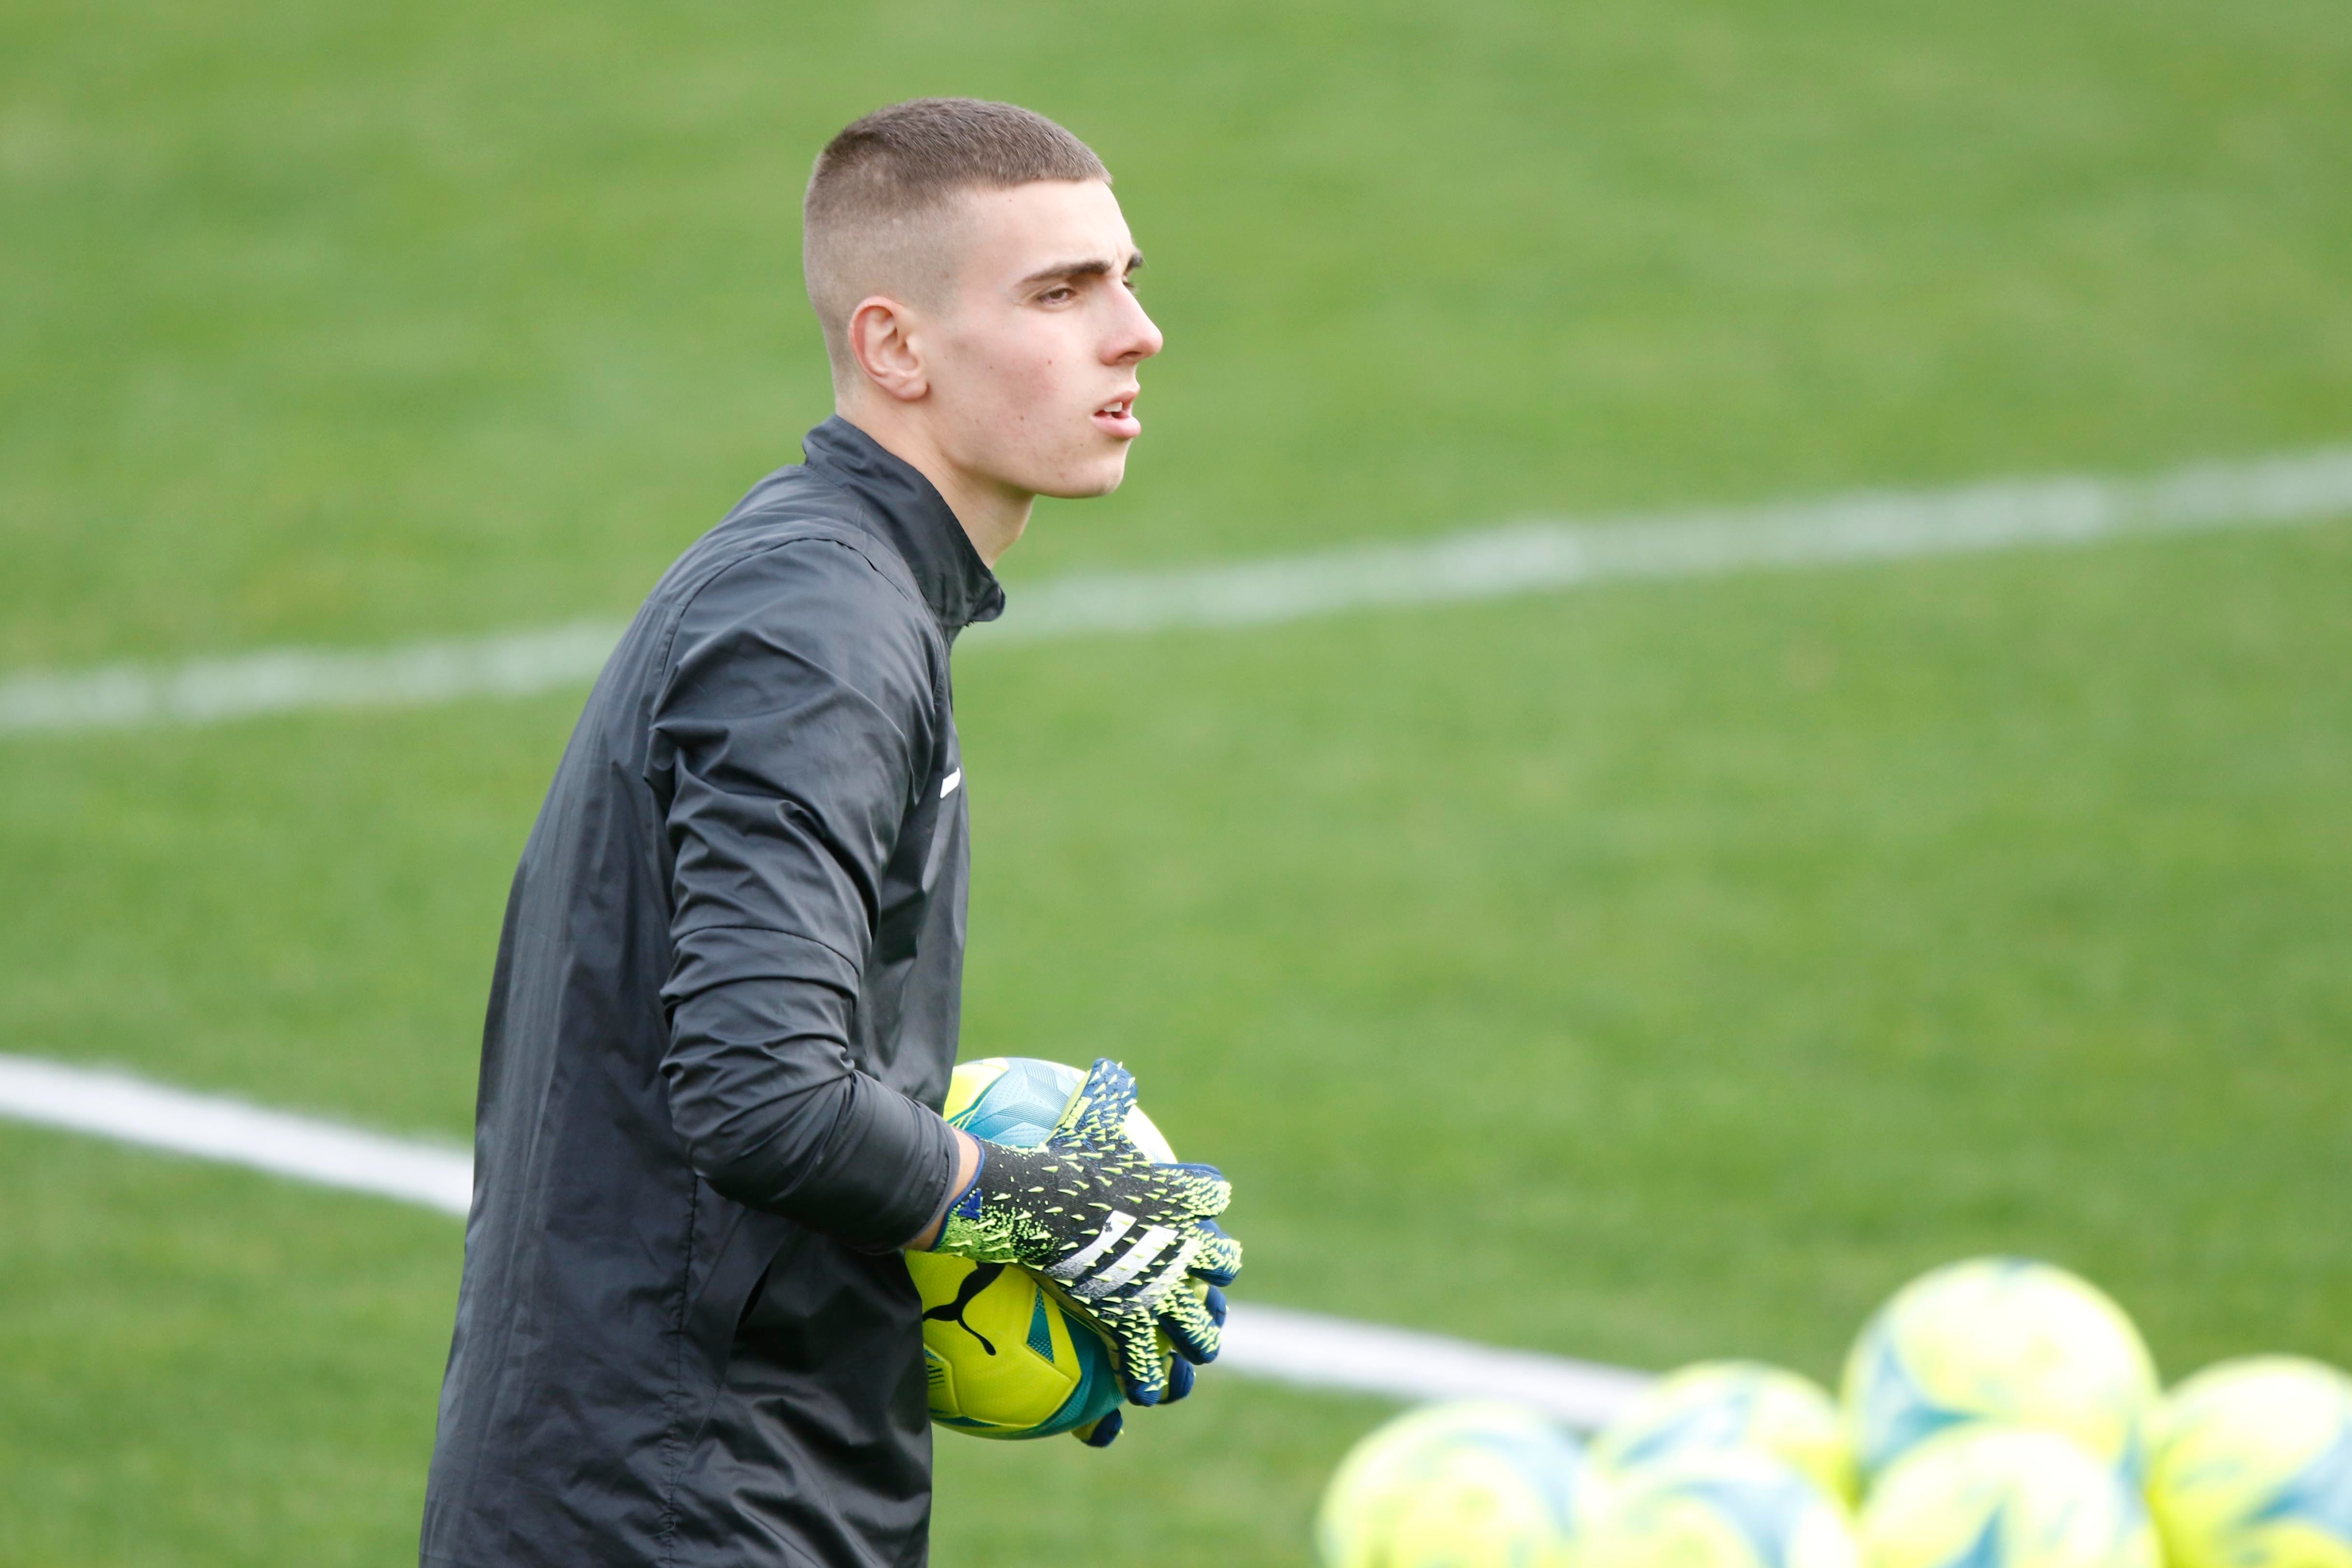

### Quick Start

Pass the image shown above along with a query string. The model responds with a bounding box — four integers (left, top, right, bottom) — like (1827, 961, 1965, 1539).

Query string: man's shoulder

(615, 466, 944, 730)
(659, 463, 930, 627)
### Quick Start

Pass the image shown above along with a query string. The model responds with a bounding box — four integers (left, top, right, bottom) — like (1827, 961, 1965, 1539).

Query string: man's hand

(927, 1059, 1242, 1406)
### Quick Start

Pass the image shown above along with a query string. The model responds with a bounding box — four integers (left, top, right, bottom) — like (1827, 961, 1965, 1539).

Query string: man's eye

(1038, 286, 1075, 305)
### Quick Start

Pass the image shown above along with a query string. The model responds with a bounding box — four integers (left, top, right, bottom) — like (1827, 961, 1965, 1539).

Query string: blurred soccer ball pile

(1317, 1257, 2352, 1568)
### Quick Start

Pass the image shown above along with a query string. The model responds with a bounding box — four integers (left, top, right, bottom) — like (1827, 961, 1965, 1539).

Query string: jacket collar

(801, 416, 1006, 634)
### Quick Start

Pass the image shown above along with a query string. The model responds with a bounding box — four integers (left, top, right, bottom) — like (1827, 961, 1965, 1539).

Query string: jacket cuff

(805, 1078, 961, 1252)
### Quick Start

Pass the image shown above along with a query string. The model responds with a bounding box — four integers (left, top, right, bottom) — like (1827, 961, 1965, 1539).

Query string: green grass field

(5, 1, 2351, 1563)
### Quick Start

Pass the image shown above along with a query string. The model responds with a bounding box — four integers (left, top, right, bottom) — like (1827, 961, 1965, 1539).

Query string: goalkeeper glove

(1075, 1281, 1228, 1446)
(933, 1059, 1242, 1407)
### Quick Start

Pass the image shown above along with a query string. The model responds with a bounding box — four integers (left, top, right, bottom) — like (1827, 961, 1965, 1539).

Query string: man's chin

(1031, 455, 1131, 501)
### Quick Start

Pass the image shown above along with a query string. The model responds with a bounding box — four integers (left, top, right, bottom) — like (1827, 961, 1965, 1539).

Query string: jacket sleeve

(651, 539, 959, 1250)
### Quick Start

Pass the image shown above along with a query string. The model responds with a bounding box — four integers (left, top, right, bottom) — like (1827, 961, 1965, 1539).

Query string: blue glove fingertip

(1073, 1058, 1141, 1134)
(1078, 1410, 1123, 1448)
(1125, 1368, 1164, 1408)
(1166, 1317, 1218, 1367)
(1189, 1222, 1242, 1288)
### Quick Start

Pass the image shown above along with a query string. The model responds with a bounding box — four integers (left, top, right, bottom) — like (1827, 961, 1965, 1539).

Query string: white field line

(0, 621, 624, 736)
(1221, 1304, 1653, 1430)
(6, 446, 2350, 737)
(0, 1054, 474, 1215)
(0, 1051, 1651, 1429)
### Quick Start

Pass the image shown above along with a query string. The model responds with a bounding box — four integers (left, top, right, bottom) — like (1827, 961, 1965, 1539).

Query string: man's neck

(835, 405, 1031, 567)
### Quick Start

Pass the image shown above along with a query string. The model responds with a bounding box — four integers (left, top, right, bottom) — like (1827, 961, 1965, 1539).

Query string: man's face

(919, 180, 1163, 502)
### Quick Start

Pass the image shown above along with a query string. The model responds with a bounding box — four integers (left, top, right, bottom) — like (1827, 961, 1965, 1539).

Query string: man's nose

(1106, 290, 1164, 364)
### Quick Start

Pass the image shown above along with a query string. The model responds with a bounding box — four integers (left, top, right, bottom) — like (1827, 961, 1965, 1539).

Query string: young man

(420, 99, 1242, 1568)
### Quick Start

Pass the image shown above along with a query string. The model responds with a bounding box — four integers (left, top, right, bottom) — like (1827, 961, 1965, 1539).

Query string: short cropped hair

(803, 99, 1108, 379)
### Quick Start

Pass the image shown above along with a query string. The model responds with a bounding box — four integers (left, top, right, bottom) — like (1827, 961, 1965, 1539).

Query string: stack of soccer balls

(1317, 1257, 2352, 1567)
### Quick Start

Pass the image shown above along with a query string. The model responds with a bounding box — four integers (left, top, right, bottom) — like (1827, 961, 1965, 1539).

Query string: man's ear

(846, 296, 929, 403)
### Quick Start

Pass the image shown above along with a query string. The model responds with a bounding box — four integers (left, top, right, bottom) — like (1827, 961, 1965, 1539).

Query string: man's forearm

(664, 1032, 964, 1248)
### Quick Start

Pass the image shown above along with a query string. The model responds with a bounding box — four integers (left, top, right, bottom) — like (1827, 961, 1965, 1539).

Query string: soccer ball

(1317, 1400, 1591, 1568)
(939, 1055, 1180, 1162)
(1859, 1425, 2160, 1568)
(2146, 1355, 2352, 1568)
(904, 1057, 1180, 1440)
(1590, 1359, 1857, 1504)
(1841, 1258, 2159, 1477)
(1575, 1450, 1860, 1568)
(909, 1252, 1124, 1440)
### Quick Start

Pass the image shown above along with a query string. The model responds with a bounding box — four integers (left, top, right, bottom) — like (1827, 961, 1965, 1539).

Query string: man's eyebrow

(1018, 251, 1147, 287)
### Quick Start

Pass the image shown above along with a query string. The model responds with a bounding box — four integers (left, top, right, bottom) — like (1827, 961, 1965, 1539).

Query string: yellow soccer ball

(911, 1256, 1123, 1439)
(1860, 1425, 2159, 1568)
(1842, 1258, 2159, 1478)
(904, 1057, 1185, 1441)
(1592, 1360, 1858, 1504)
(1577, 1451, 1860, 1568)
(2146, 1355, 2352, 1568)
(935, 1056, 1180, 1162)
(1317, 1400, 1591, 1568)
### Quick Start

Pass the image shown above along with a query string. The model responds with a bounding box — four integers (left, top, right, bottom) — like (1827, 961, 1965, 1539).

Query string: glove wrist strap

(932, 1140, 1051, 1262)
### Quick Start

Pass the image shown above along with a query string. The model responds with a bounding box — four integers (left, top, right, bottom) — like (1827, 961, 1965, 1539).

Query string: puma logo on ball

(922, 1263, 1007, 1356)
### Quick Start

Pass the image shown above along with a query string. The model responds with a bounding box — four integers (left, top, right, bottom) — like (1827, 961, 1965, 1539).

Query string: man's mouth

(1091, 394, 1141, 439)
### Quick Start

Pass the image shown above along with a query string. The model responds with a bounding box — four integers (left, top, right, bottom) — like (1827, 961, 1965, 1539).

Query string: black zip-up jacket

(422, 418, 1005, 1568)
